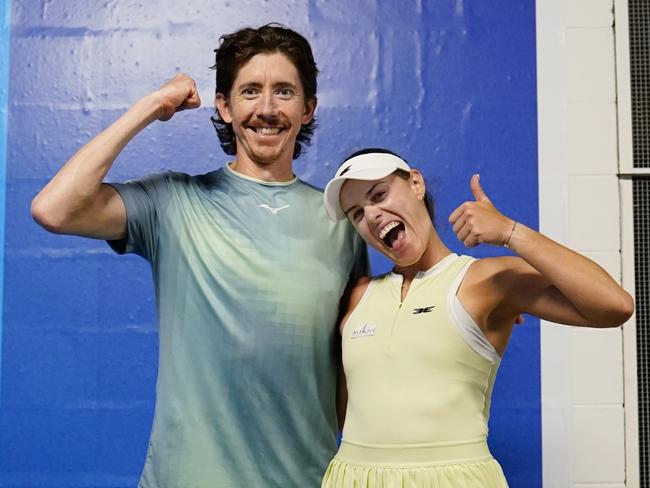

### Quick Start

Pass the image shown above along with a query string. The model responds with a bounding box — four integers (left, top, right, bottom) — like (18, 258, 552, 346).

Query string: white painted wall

(538, 0, 630, 487)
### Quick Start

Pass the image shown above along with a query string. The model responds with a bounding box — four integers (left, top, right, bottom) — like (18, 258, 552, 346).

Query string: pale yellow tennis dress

(322, 254, 509, 488)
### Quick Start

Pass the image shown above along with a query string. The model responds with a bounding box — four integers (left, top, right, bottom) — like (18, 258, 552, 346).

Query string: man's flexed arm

(31, 74, 201, 240)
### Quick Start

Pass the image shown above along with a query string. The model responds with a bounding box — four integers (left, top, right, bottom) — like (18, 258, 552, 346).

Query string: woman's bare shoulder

(340, 276, 373, 335)
(461, 256, 539, 302)
(349, 276, 372, 309)
(469, 256, 533, 280)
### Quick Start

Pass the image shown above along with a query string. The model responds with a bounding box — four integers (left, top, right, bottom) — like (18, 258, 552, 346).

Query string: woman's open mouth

(379, 221, 406, 249)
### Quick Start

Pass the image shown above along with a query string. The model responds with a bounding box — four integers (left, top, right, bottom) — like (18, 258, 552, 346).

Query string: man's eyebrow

(273, 81, 300, 93)
(343, 182, 382, 216)
(237, 81, 262, 89)
(236, 81, 298, 89)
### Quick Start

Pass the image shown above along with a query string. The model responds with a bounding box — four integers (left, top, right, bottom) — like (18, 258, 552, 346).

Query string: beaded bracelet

(503, 221, 518, 248)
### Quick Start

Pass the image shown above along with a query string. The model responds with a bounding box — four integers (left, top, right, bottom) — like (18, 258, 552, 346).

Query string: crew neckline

(389, 253, 459, 282)
(225, 162, 298, 187)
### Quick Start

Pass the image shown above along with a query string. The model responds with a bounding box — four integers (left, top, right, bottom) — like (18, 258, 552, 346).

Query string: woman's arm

(450, 175, 634, 329)
(335, 276, 371, 431)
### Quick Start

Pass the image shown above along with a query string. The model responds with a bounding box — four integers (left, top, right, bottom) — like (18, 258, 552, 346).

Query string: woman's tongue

(384, 223, 406, 250)
(390, 228, 407, 251)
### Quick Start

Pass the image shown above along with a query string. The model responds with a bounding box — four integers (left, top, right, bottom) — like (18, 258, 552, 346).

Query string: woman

(320, 149, 634, 487)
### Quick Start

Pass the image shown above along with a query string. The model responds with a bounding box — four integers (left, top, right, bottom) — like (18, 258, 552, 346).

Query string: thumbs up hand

(448, 174, 515, 248)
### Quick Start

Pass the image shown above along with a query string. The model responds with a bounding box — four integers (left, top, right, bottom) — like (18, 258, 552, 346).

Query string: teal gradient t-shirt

(108, 164, 367, 487)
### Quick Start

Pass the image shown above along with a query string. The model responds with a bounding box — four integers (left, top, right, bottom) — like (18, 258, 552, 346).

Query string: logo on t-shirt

(351, 323, 376, 338)
(412, 306, 436, 314)
(257, 204, 290, 215)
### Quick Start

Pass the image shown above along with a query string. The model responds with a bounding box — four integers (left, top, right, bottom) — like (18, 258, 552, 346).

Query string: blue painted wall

(0, 1, 539, 487)
(0, 0, 9, 402)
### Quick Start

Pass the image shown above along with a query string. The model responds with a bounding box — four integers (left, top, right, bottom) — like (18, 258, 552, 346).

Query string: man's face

(216, 52, 316, 167)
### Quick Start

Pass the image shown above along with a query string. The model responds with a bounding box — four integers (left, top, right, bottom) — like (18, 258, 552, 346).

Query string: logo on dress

(257, 204, 290, 215)
(412, 306, 436, 314)
(351, 323, 376, 339)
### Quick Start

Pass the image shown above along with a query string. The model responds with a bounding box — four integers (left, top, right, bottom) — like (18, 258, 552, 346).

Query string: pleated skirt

(321, 440, 509, 488)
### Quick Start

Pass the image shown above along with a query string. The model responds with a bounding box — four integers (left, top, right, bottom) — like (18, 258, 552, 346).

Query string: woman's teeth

(378, 221, 400, 241)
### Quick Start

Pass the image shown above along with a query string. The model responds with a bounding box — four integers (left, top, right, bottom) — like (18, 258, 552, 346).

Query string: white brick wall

(539, 0, 629, 485)
(565, 1, 626, 486)
(567, 102, 618, 176)
(568, 0, 614, 27)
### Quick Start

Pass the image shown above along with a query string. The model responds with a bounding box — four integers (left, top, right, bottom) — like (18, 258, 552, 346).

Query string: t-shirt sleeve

(105, 172, 174, 262)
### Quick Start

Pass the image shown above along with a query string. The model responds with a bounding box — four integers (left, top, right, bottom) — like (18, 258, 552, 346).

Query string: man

(32, 24, 366, 487)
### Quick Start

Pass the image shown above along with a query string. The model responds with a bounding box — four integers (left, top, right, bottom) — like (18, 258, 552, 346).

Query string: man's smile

(247, 125, 285, 136)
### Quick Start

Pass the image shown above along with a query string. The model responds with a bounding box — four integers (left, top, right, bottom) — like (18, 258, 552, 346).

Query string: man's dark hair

(343, 148, 436, 223)
(210, 23, 318, 159)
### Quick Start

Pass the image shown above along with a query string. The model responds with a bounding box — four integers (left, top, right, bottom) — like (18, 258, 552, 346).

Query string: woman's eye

(371, 190, 386, 202)
(352, 209, 364, 222)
